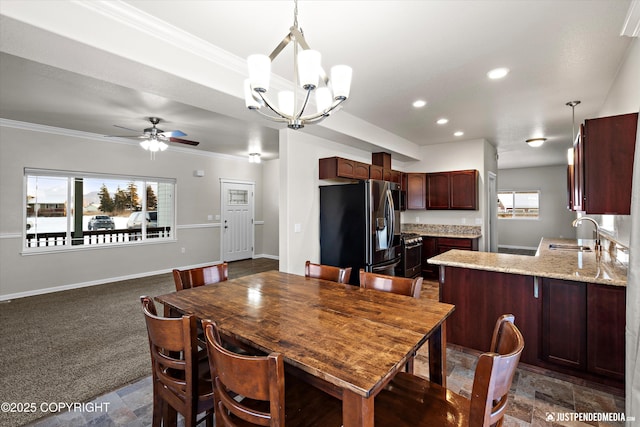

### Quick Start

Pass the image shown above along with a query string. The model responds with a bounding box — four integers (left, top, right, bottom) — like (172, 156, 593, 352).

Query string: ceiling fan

(109, 117, 200, 151)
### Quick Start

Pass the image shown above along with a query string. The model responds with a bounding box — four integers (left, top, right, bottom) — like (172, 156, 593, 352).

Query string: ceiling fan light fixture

(526, 138, 547, 148)
(244, 0, 352, 130)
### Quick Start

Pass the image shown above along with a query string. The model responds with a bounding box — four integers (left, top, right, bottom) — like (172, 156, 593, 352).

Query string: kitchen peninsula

(429, 237, 627, 390)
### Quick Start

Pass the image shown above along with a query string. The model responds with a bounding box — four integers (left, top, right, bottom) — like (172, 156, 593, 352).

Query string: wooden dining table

(155, 270, 455, 427)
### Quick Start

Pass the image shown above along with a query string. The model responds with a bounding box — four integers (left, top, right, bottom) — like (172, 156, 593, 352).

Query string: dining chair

(202, 319, 343, 427)
(304, 260, 352, 284)
(140, 296, 214, 427)
(358, 269, 423, 298)
(172, 262, 229, 291)
(375, 314, 525, 427)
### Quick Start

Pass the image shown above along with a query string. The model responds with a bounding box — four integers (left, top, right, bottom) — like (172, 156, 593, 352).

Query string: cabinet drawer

(438, 238, 472, 249)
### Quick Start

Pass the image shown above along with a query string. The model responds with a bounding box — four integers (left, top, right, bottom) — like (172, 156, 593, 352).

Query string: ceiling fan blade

(113, 124, 142, 133)
(104, 134, 147, 139)
(160, 130, 187, 138)
(170, 137, 200, 146)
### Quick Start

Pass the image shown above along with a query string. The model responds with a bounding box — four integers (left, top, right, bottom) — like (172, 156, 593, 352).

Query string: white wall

(0, 123, 275, 299)
(497, 166, 577, 249)
(278, 129, 374, 275)
(259, 158, 280, 258)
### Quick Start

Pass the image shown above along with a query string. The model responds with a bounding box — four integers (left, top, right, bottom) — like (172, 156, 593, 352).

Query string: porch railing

(25, 227, 172, 248)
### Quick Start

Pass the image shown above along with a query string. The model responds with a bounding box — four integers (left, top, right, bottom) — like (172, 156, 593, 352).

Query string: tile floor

(27, 280, 625, 427)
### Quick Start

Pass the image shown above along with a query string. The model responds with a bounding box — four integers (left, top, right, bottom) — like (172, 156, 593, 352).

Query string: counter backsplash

(402, 223, 481, 236)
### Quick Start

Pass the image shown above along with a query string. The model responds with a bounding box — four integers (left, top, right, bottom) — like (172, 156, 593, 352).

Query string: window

(24, 169, 175, 251)
(498, 191, 540, 219)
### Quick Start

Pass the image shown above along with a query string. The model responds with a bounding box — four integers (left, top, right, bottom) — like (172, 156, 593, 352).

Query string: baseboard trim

(0, 255, 279, 301)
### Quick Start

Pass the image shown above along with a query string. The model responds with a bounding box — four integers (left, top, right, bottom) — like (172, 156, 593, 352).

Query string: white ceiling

(0, 0, 635, 168)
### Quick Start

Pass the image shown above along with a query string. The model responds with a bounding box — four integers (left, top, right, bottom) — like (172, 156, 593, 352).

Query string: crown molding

(73, 0, 248, 75)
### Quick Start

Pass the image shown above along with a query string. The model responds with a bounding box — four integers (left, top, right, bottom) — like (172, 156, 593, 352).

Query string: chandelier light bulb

(330, 65, 352, 100)
(278, 91, 295, 117)
(298, 49, 321, 90)
(247, 54, 271, 93)
(244, 79, 261, 109)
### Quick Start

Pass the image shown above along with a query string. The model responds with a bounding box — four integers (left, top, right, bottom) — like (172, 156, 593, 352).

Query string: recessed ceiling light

(454, 131, 464, 137)
(412, 100, 427, 108)
(436, 118, 449, 125)
(487, 67, 509, 80)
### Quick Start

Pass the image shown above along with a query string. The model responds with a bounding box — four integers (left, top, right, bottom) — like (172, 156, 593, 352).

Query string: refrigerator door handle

(386, 189, 395, 249)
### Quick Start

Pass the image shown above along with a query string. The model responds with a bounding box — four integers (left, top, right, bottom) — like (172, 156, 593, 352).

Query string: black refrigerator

(320, 180, 401, 285)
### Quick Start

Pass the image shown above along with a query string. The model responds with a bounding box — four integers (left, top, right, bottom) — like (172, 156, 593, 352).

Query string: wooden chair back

(173, 262, 228, 291)
(140, 296, 213, 427)
(376, 314, 524, 427)
(358, 269, 422, 298)
(203, 320, 343, 426)
(305, 261, 352, 284)
(470, 314, 524, 426)
(202, 319, 286, 426)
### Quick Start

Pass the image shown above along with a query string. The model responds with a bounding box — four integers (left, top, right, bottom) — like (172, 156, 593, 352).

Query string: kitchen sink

(548, 243, 592, 252)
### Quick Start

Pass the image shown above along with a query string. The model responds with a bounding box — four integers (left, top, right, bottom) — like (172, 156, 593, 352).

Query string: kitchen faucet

(572, 216, 602, 252)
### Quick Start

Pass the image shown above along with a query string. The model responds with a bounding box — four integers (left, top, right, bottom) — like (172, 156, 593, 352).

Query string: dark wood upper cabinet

(426, 172, 450, 209)
(319, 157, 369, 180)
(427, 170, 478, 210)
(450, 170, 478, 209)
(570, 113, 638, 214)
(319, 156, 401, 183)
(369, 164, 384, 180)
(404, 173, 426, 210)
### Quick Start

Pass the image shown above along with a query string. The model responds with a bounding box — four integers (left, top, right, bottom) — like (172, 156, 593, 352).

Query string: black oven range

(397, 233, 423, 278)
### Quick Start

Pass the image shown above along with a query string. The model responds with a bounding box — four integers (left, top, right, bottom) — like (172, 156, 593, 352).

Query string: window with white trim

(498, 191, 540, 219)
(24, 169, 175, 250)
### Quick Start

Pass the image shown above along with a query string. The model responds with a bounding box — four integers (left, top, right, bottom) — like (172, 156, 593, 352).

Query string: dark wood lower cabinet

(440, 267, 539, 365)
(587, 283, 625, 380)
(440, 267, 625, 388)
(422, 237, 478, 278)
(541, 278, 587, 369)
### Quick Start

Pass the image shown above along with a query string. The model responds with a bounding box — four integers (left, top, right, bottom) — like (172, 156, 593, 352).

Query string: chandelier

(243, 0, 352, 130)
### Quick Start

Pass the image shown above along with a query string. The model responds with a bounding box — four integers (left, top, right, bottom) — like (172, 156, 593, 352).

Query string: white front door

(221, 180, 254, 262)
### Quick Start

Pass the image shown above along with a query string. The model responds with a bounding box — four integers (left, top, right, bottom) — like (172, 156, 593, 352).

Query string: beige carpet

(0, 259, 277, 426)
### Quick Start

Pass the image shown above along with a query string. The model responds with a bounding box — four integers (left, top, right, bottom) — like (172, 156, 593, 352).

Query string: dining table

(155, 270, 455, 427)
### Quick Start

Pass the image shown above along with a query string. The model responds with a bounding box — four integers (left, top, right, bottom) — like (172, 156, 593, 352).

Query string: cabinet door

(427, 173, 450, 209)
(406, 173, 426, 210)
(440, 267, 539, 364)
(336, 158, 355, 178)
(421, 237, 438, 278)
(353, 162, 370, 180)
(369, 165, 384, 180)
(587, 283, 625, 380)
(450, 170, 478, 210)
(541, 278, 587, 370)
(583, 113, 637, 214)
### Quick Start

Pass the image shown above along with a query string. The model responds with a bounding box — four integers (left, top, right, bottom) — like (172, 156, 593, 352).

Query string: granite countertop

(428, 237, 628, 287)
(402, 224, 482, 239)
